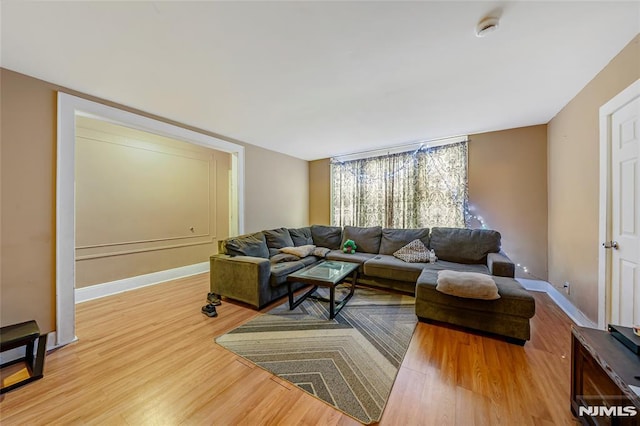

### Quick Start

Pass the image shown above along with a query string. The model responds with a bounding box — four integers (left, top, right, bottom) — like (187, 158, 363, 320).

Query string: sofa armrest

(487, 252, 515, 278)
(210, 254, 271, 308)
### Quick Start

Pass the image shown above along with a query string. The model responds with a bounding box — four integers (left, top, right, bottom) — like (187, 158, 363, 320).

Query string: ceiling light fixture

(475, 16, 500, 37)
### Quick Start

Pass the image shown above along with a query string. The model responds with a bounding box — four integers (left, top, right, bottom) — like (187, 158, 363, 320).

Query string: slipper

(207, 293, 222, 306)
(201, 304, 218, 317)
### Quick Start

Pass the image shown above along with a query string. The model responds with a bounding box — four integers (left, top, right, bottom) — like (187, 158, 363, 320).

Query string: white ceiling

(2, 2, 638, 160)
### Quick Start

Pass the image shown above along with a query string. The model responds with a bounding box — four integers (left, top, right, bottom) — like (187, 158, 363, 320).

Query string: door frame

(597, 79, 640, 330)
(56, 93, 245, 347)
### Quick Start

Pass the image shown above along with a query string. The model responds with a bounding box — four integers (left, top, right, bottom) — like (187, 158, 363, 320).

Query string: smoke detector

(475, 17, 500, 37)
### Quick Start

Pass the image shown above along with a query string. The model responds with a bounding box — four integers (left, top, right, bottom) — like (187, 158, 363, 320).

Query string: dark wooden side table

(571, 326, 640, 425)
(1, 320, 48, 394)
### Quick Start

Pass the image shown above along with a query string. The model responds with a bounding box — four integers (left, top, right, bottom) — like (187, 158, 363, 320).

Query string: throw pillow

(435, 270, 500, 300)
(224, 232, 269, 259)
(270, 253, 300, 263)
(312, 247, 331, 258)
(288, 227, 314, 246)
(393, 239, 429, 263)
(430, 227, 501, 264)
(342, 226, 382, 253)
(280, 244, 316, 258)
(263, 227, 295, 249)
(379, 227, 430, 255)
(310, 225, 342, 250)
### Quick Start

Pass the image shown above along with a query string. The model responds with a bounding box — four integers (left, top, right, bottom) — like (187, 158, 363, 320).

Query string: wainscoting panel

(74, 116, 230, 288)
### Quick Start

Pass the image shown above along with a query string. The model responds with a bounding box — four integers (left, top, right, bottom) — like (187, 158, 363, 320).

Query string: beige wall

(0, 68, 309, 332)
(307, 126, 549, 280)
(547, 35, 640, 323)
(75, 117, 230, 287)
(1, 69, 57, 333)
(309, 159, 331, 225)
(468, 126, 548, 280)
(243, 144, 309, 232)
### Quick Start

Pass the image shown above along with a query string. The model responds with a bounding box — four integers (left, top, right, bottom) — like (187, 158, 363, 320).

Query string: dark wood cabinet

(571, 326, 640, 425)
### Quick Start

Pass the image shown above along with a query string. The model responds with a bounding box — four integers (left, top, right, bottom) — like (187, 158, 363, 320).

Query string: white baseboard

(0, 332, 59, 365)
(75, 262, 209, 304)
(517, 278, 598, 329)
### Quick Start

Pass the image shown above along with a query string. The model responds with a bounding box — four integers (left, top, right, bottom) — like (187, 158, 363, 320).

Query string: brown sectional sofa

(210, 225, 535, 344)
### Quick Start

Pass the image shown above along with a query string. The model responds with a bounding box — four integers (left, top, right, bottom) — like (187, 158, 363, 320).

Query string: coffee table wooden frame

(286, 260, 359, 319)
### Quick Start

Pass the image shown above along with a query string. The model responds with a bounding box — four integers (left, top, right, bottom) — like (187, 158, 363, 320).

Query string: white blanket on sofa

(436, 270, 501, 300)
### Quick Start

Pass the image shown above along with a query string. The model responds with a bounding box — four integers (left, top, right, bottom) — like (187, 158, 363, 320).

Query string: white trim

(57, 93, 245, 348)
(56, 94, 77, 347)
(517, 279, 598, 329)
(332, 135, 468, 162)
(75, 262, 209, 303)
(0, 333, 63, 365)
(597, 79, 640, 330)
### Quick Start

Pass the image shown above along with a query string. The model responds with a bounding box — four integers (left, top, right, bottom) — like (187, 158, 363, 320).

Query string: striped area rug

(215, 286, 417, 424)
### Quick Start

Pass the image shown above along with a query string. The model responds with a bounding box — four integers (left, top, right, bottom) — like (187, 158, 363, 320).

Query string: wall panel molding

(75, 117, 219, 261)
(75, 238, 216, 260)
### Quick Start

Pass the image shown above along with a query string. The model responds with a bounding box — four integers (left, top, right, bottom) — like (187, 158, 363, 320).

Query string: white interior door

(609, 95, 640, 326)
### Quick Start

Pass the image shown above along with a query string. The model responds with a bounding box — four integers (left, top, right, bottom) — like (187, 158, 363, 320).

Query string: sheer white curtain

(331, 142, 468, 228)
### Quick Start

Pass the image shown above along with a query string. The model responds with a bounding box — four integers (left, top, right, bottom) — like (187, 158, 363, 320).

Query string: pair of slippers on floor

(201, 293, 222, 317)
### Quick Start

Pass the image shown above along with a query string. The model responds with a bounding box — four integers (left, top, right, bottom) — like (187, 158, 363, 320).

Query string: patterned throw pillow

(393, 239, 429, 263)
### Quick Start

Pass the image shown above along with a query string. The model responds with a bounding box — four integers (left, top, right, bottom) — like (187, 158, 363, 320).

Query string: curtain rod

(332, 135, 468, 163)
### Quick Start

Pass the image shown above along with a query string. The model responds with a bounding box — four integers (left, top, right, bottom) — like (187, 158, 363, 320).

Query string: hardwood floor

(0, 274, 578, 425)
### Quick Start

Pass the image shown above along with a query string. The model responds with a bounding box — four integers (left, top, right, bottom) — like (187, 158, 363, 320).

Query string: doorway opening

(597, 79, 640, 329)
(56, 93, 245, 347)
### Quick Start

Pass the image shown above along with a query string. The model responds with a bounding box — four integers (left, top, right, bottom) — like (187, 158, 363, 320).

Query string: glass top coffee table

(286, 260, 359, 319)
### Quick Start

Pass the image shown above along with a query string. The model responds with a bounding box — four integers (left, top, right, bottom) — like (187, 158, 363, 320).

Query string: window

(331, 141, 468, 228)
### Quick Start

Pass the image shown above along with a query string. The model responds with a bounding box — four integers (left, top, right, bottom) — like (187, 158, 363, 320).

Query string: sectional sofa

(210, 225, 535, 343)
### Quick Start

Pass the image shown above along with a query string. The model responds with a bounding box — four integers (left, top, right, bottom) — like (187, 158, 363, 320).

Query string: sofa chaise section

(415, 269, 535, 344)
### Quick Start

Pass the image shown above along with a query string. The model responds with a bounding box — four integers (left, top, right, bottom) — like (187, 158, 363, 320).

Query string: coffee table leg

(329, 287, 336, 319)
(290, 268, 358, 319)
(287, 282, 294, 308)
(328, 271, 358, 319)
(349, 270, 357, 296)
(288, 283, 318, 311)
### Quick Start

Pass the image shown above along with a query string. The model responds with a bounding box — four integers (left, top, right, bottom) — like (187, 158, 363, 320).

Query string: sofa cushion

(270, 253, 300, 263)
(393, 239, 430, 263)
(430, 227, 501, 264)
(289, 227, 314, 246)
(436, 270, 500, 300)
(268, 248, 281, 257)
(420, 260, 490, 275)
(379, 228, 430, 255)
(270, 261, 306, 286)
(311, 225, 343, 250)
(225, 232, 269, 259)
(363, 254, 429, 282)
(326, 250, 377, 265)
(342, 226, 382, 254)
(416, 269, 535, 318)
(263, 228, 295, 249)
(299, 256, 321, 266)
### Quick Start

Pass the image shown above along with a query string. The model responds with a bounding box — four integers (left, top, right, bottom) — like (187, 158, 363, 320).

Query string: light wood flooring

(0, 273, 578, 425)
